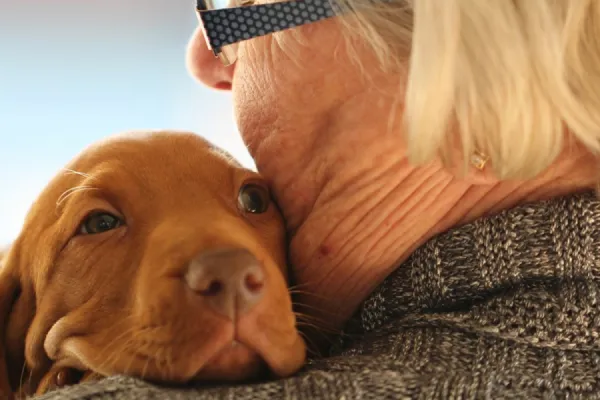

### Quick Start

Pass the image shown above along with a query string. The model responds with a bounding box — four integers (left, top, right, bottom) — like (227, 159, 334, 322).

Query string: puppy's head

(0, 131, 305, 395)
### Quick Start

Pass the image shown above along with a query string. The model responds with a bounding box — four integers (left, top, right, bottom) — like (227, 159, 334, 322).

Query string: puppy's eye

(78, 212, 123, 235)
(238, 183, 270, 214)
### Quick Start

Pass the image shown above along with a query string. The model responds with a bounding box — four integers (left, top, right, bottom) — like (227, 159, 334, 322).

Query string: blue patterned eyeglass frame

(196, 0, 347, 66)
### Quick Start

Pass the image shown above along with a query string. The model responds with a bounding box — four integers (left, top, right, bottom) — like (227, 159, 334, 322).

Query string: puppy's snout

(185, 248, 265, 319)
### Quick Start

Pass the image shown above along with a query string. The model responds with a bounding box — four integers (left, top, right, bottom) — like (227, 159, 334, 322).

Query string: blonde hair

(335, 0, 600, 179)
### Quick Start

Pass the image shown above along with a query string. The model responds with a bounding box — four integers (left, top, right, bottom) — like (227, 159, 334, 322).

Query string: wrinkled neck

(263, 132, 598, 338)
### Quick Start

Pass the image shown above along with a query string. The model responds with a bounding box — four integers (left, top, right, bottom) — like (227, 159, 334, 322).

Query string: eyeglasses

(195, 0, 345, 66)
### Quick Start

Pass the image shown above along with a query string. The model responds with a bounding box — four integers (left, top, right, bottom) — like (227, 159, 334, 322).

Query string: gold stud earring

(470, 150, 489, 170)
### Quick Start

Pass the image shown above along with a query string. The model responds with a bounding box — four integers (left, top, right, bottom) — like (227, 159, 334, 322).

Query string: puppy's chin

(54, 326, 305, 384)
(56, 336, 248, 383)
(192, 341, 267, 382)
(44, 293, 306, 384)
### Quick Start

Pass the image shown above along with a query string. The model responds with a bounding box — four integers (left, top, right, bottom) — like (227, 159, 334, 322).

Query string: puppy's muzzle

(185, 248, 265, 320)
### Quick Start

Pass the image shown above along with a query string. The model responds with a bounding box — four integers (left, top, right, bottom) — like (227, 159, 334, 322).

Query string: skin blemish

(319, 245, 331, 256)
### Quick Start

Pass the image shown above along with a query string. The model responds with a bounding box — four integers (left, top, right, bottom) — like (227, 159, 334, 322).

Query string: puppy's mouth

(190, 313, 306, 382)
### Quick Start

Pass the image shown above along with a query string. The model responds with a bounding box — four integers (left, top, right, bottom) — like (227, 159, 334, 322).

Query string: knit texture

(35, 191, 600, 399)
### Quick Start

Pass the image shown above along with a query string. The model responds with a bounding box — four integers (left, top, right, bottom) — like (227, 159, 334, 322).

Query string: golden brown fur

(0, 131, 306, 398)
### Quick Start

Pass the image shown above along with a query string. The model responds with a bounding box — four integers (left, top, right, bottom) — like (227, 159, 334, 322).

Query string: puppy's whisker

(160, 349, 167, 383)
(95, 346, 120, 377)
(141, 356, 150, 381)
(99, 323, 169, 380)
(287, 282, 320, 292)
(164, 346, 174, 383)
(292, 301, 339, 319)
(295, 318, 341, 336)
(95, 327, 137, 374)
(296, 321, 336, 337)
(122, 332, 158, 379)
(93, 320, 137, 361)
(294, 313, 341, 343)
(154, 346, 165, 382)
(133, 336, 162, 381)
(55, 185, 99, 210)
(61, 168, 93, 180)
(296, 323, 339, 352)
(21, 329, 47, 391)
(116, 338, 138, 378)
(166, 343, 176, 382)
(100, 346, 124, 378)
(288, 289, 330, 301)
(25, 365, 34, 397)
(95, 321, 144, 376)
(297, 331, 322, 358)
(18, 360, 28, 395)
(293, 310, 326, 323)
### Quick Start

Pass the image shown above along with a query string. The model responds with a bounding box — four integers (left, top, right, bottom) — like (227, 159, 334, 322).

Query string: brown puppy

(0, 131, 306, 398)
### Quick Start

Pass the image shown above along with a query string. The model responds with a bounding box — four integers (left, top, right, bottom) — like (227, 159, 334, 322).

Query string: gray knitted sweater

(36, 191, 600, 399)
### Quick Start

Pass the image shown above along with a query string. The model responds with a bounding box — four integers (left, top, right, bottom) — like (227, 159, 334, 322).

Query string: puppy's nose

(185, 248, 265, 319)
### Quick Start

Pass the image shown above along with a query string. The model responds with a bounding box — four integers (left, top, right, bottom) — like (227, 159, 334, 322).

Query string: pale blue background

(0, 0, 252, 245)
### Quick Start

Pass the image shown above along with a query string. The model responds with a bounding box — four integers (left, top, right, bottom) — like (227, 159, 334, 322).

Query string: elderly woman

(42, 0, 600, 399)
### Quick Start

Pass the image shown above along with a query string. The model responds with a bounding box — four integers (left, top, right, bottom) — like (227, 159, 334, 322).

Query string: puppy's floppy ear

(0, 242, 36, 399)
(0, 245, 20, 398)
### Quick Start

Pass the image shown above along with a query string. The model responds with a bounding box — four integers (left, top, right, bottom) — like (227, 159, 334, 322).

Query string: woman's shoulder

(330, 189, 600, 397)
(353, 189, 600, 333)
